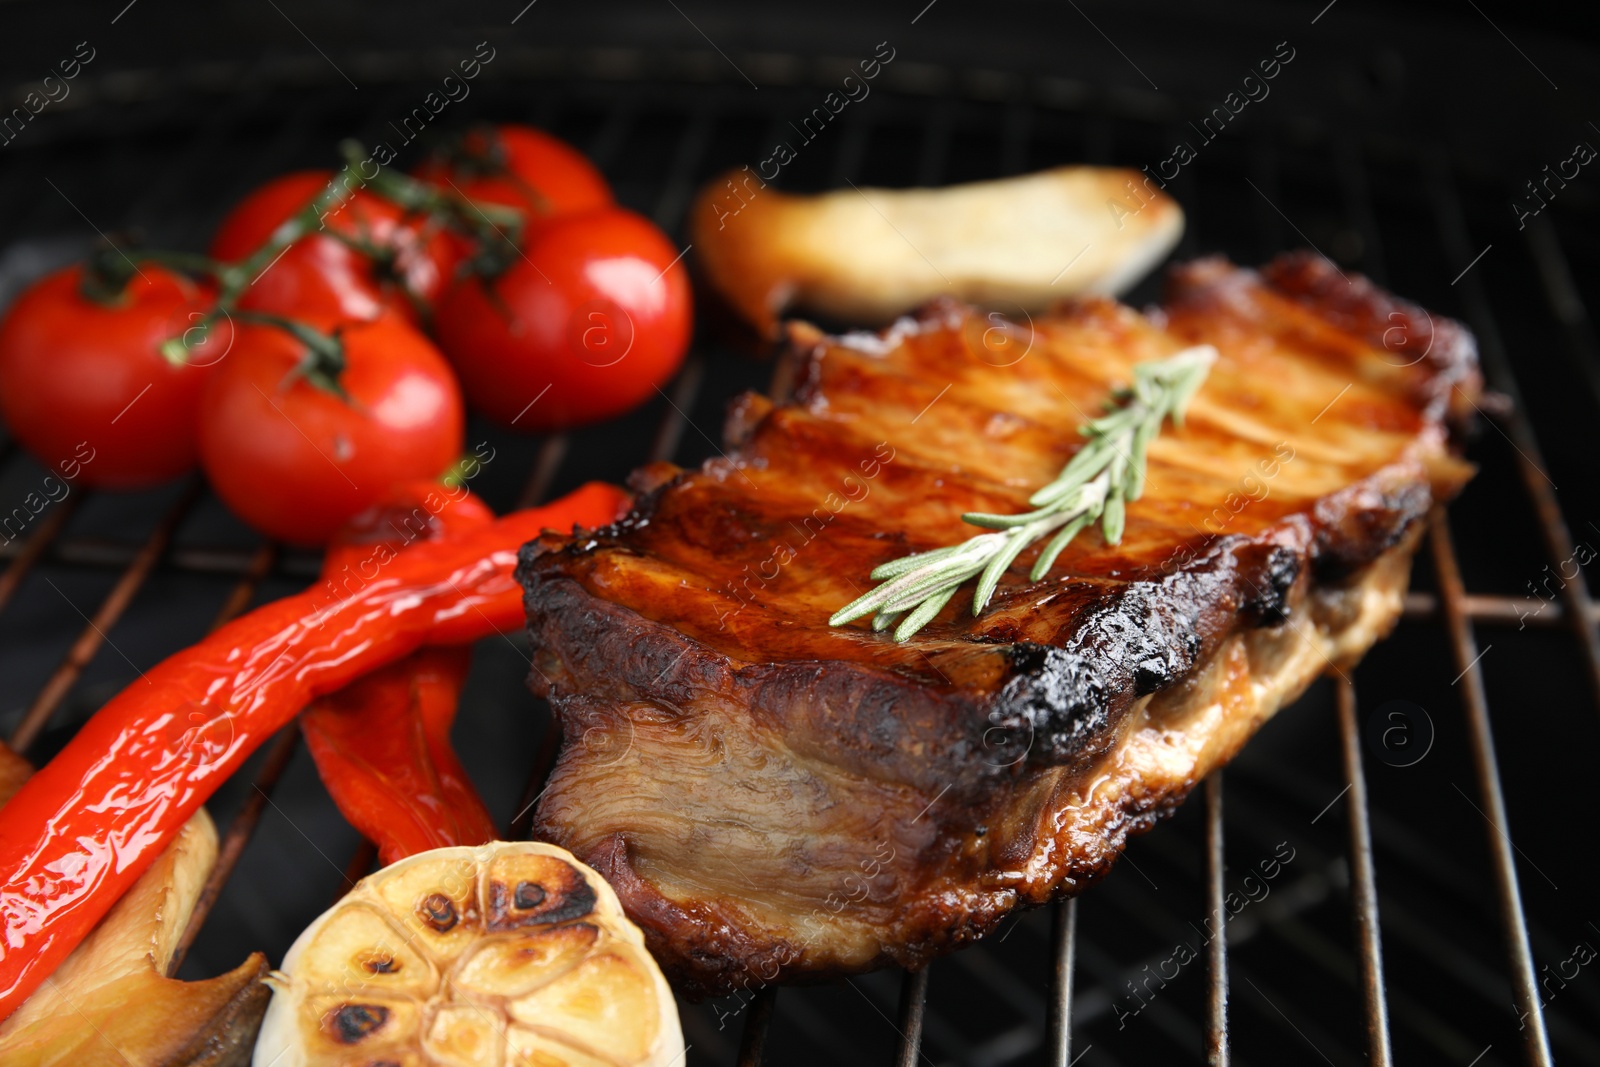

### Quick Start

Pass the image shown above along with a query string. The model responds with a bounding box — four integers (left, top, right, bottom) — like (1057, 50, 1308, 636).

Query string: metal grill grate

(2, 46, 1598, 1067)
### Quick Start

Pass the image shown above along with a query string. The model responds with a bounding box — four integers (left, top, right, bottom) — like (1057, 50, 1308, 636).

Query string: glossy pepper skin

(302, 648, 494, 867)
(0, 481, 629, 1022)
(302, 481, 499, 865)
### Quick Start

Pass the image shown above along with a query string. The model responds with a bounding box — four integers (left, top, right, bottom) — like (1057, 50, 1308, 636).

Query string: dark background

(4, 0, 1599, 170)
(2, 2, 1598, 1066)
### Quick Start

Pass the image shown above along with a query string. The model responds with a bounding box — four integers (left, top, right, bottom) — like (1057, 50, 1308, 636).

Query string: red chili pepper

(301, 646, 494, 866)
(302, 480, 499, 865)
(0, 481, 628, 1021)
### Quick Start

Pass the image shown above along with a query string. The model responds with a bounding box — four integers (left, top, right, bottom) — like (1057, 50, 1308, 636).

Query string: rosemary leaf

(880, 563, 984, 614)
(973, 520, 1051, 615)
(831, 345, 1217, 641)
(1029, 511, 1096, 580)
(829, 584, 902, 627)
(963, 504, 1059, 530)
(1027, 441, 1112, 507)
(1126, 417, 1158, 500)
(869, 543, 964, 580)
(872, 609, 903, 632)
(1102, 493, 1126, 546)
(894, 584, 960, 642)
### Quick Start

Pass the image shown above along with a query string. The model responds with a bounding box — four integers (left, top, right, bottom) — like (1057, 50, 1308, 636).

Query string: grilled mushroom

(0, 742, 270, 1067)
(689, 164, 1184, 341)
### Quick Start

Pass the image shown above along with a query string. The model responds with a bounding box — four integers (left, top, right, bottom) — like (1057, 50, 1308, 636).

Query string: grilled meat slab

(518, 253, 1479, 996)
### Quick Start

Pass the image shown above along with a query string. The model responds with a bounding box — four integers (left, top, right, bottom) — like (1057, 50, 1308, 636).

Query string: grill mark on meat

(517, 253, 1479, 996)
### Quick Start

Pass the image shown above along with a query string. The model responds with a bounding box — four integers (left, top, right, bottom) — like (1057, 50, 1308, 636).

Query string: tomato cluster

(0, 125, 692, 544)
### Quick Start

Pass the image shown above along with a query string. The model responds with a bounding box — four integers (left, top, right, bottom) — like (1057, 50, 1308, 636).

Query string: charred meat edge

(516, 253, 1477, 996)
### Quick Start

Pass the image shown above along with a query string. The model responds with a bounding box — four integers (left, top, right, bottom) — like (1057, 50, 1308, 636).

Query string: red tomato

(0, 264, 231, 489)
(413, 124, 612, 218)
(210, 171, 461, 322)
(197, 311, 465, 545)
(433, 208, 692, 432)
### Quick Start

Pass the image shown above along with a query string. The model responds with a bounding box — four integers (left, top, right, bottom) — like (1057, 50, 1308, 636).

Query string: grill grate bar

(248, 91, 589, 926)
(1015, 85, 1085, 1065)
(266, 80, 709, 961)
(1425, 154, 1587, 1062)
(1335, 134, 1388, 288)
(945, 939, 1045, 1064)
(1402, 590, 1594, 627)
(1076, 924, 1202, 1054)
(1216, 787, 1505, 1062)
(1043, 898, 1079, 1067)
(169, 723, 301, 974)
(1312, 131, 1397, 1067)
(650, 353, 709, 468)
(893, 967, 931, 1067)
(0, 537, 311, 577)
(517, 435, 572, 511)
(8, 477, 202, 753)
(1429, 510, 1553, 1066)
(163, 539, 291, 972)
(1424, 159, 1600, 712)
(736, 986, 778, 1067)
(508, 712, 563, 842)
(651, 106, 718, 232)
(1488, 403, 1600, 704)
(499, 87, 713, 851)
(2, 66, 1592, 1067)
(207, 545, 278, 630)
(500, 264, 711, 912)
(1335, 679, 1393, 1065)
(0, 492, 81, 615)
(1203, 773, 1229, 1065)
(1522, 213, 1600, 413)
(333, 840, 378, 904)
(12, 531, 1591, 630)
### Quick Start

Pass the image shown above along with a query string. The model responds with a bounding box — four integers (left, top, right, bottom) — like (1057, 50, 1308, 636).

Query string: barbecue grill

(3, 3, 1598, 1064)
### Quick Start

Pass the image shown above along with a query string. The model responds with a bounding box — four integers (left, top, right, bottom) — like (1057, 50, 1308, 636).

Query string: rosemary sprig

(829, 345, 1217, 642)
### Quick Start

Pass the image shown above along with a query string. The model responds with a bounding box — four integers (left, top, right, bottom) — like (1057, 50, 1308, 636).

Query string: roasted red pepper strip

(0, 481, 628, 1021)
(302, 646, 494, 866)
(302, 481, 499, 865)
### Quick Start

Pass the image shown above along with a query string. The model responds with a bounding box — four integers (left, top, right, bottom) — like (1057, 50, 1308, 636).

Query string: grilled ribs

(517, 253, 1479, 997)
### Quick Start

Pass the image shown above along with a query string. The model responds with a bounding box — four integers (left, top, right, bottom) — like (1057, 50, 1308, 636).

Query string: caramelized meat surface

(518, 253, 1478, 996)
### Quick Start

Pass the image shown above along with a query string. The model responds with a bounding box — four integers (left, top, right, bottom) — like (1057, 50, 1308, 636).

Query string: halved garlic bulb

(253, 841, 683, 1067)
